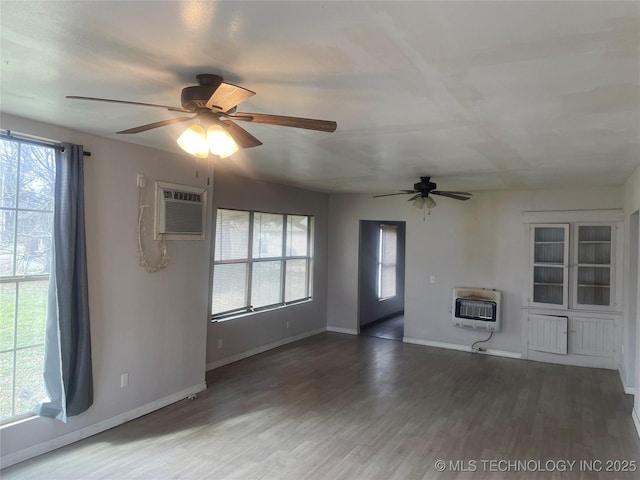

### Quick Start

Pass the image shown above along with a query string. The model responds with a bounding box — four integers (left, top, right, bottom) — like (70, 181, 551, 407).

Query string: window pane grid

(0, 138, 52, 422)
(214, 209, 250, 261)
(377, 225, 398, 299)
(212, 209, 313, 317)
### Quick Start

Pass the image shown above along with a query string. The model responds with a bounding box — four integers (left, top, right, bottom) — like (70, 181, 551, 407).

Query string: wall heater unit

(155, 181, 207, 240)
(452, 287, 501, 332)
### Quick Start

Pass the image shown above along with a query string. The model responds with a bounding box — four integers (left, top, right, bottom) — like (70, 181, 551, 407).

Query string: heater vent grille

(452, 287, 501, 332)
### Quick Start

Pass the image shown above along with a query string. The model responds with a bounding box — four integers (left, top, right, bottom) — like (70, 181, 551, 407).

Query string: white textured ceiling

(1, 1, 639, 194)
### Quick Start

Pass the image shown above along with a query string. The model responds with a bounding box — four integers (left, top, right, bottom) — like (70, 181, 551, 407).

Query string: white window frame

(211, 208, 314, 320)
(0, 136, 54, 424)
(377, 224, 398, 300)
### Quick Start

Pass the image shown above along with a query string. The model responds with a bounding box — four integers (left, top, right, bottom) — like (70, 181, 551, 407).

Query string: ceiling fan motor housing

(181, 85, 220, 111)
(414, 176, 437, 194)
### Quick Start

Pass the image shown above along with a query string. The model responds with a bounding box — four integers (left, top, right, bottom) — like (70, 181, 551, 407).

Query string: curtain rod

(1, 131, 92, 157)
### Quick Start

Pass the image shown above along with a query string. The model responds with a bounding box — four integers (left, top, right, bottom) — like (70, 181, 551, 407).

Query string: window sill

(212, 298, 313, 323)
(0, 412, 37, 429)
(377, 296, 396, 302)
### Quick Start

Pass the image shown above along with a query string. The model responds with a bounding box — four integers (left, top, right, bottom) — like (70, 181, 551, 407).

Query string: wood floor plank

(2, 332, 639, 479)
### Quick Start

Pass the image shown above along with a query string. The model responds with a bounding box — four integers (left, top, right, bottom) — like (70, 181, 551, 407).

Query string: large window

(0, 138, 55, 422)
(211, 209, 313, 318)
(377, 224, 397, 300)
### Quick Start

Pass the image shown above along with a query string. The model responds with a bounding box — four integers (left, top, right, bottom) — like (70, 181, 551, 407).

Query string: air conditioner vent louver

(155, 182, 207, 240)
(164, 200, 203, 234)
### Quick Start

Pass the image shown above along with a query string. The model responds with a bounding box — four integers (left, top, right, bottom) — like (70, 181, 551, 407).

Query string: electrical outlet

(120, 372, 129, 388)
(217, 339, 223, 349)
(430, 276, 436, 284)
(136, 173, 145, 188)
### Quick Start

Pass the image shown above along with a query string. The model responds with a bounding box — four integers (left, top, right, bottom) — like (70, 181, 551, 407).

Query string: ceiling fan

(374, 176, 472, 213)
(67, 73, 337, 158)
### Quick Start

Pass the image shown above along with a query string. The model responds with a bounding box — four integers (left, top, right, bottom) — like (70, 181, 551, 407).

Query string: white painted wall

(0, 115, 210, 462)
(623, 166, 640, 417)
(205, 171, 328, 369)
(328, 186, 624, 355)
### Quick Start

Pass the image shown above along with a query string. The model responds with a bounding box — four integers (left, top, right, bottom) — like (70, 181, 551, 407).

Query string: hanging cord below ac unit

(471, 331, 493, 353)
(137, 181, 168, 272)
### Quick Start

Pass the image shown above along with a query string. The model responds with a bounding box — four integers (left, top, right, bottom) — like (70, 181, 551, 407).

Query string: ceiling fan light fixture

(413, 195, 436, 213)
(412, 196, 425, 209)
(177, 124, 209, 158)
(207, 124, 239, 157)
(424, 196, 436, 210)
(219, 146, 239, 159)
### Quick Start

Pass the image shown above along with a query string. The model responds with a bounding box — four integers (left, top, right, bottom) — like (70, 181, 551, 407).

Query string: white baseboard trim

(618, 368, 636, 395)
(1, 382, 207, 469)
(326, 326, 358, 335)
(633, 408, 640, 440)
(403, 337, 522, 359)
(206, 327, 326, 371)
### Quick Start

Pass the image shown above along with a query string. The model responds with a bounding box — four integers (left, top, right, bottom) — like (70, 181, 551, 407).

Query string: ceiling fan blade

(431, 191, 471, 201)
(206, 83, 255, 112)
(232, 113, 337, 132)
(66, 96, 190, 113)
(432, 190, 472, 196)
(221, 120, 263, 148)
(408, 194, 421, 202)
(117, 116, 195, 134)
(372, 192, 413, 198)
(400, 189, 416, 193)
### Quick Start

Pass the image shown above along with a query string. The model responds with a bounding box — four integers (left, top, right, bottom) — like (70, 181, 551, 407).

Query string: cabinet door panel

(570, 317, 614, 357)
(578, 243, 611, 264)
(573, 224, 615, 309)
(534, 243, 565, 264)
(528, 314, 568, 354)
(533, 284, 564, 305)
(578, 225, 611, 242)
(530, 224, 569, 308)
(535, 227, 565, 243)
(577, 286, 610, 306)
(534, 266, 564, 284)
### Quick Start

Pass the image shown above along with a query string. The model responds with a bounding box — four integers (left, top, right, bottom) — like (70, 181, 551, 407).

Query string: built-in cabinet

(528, 222, 620, 310)
(531, 224, 569, 308)
(523, 211, 623, 370)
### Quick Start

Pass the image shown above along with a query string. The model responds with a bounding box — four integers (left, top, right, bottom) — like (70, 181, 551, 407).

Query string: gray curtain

(34, 143, 93, 421)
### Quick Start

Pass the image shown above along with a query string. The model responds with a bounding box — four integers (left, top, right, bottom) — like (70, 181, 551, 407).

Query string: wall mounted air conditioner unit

(155, 181, 207, 240)
(452, 287, 501, 332)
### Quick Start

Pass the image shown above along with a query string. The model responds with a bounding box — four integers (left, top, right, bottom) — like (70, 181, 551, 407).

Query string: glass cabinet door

(574, 224, 613, 308)
(530, 224, 569, 308)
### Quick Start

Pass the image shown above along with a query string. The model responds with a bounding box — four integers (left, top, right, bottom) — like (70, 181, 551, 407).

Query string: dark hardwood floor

(360, 314, 404, 341)
(3, 332, 639, 479)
